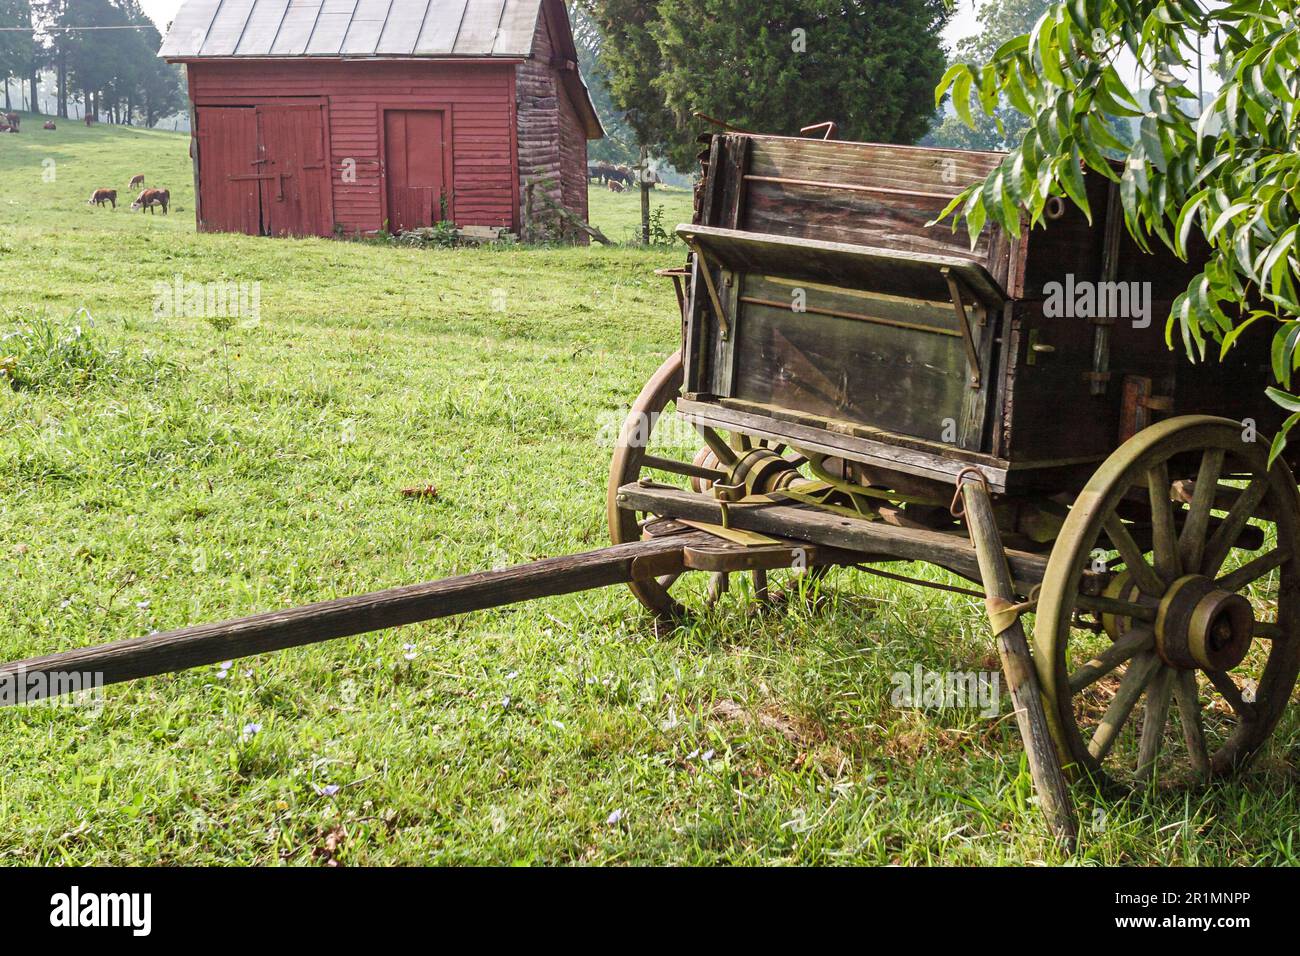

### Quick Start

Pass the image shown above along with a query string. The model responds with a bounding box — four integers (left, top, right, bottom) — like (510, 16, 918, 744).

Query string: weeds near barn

(0, 118, 1297, 866)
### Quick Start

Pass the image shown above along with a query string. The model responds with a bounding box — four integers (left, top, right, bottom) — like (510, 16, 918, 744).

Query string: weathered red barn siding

(188, 58, 519, 234)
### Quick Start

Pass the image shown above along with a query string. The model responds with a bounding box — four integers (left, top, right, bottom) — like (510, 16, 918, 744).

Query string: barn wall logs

(515, 8, 590, 243)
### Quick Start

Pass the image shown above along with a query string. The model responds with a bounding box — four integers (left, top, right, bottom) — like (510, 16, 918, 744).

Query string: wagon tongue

(0, 529, 811, 708)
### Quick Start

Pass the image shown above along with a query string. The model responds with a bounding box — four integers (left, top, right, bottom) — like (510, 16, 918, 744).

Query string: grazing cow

(608, 165, 637, 188)
(88, 189, 117, 209)
(607, 180, 625, 194)
(131, 188, 170, 214)
(3, 112, 18, 130)
(43, 120, 56, 130)
(129, 174, 145, 190)
(588, 161, 618, 185)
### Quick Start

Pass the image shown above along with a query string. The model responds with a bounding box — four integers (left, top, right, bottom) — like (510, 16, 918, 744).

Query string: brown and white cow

(129, 174, 145, 190)
(88, 189, 117, 209)
(42, 120, 56, 130)
(131, 188, 170, 215)
(3, 112, 18, 130)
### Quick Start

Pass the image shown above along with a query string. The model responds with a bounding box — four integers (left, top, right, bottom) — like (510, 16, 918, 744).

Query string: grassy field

(0, 117, 1297, 866)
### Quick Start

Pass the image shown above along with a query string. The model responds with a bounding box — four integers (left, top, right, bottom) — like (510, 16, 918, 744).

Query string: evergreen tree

(653, 0, 951, 168)
(0, 0, 35, 111)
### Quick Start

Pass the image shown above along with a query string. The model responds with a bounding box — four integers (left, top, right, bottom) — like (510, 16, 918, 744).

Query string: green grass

(587, 181, 695, 245)
(0, 116, 1297, 866)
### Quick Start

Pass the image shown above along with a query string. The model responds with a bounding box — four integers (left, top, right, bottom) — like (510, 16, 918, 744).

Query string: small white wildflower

(606, 809, 624, 826)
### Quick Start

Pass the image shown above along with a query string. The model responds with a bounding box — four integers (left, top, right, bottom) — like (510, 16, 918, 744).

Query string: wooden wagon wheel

(606, 352, 822, 621)
(1035, 416, 1300, 787)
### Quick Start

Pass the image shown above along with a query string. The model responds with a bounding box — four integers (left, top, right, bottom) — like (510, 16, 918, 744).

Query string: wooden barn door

(195, 107, 260, 234)
(383, 110, 446, 233)
(255, 104, 332, 238)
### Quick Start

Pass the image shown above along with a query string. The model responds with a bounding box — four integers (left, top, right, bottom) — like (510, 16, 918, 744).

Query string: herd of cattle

(588, 161, 661, 194)
(89, 180, 170, 214)
(1, 111, 171, 213)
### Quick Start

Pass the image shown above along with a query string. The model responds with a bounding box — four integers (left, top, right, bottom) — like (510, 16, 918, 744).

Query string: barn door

(383, 110, 446, 233)
(255, 104, 332, 238)
(195, 107, 260, 234)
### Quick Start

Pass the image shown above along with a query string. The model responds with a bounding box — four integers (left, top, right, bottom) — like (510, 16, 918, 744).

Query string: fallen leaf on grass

(401, 485, 439, 500)
(313, 825, 347, 866)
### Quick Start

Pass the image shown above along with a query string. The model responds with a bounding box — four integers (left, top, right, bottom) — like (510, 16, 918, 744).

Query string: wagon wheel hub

(1154, 575, 1255, 672)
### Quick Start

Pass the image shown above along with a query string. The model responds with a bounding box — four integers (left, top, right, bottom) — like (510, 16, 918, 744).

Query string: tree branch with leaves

(937, 0, 1299, 457)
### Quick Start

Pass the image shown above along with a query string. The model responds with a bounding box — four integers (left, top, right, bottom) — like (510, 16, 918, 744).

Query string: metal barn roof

(159, 0, 546, 59)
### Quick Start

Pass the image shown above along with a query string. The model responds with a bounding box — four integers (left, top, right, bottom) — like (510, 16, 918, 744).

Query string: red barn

(160, 0, 603, 240)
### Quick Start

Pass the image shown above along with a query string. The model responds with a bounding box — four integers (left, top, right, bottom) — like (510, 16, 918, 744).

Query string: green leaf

(953, 69, 975, 128)
(935, 63, 967, 109)
(1271, 321, 1300, 388)
(1174, 188, 1209, 258)
(1269, 413, 1300, 467)
(1057, 144, 1093, 222)
(1266, 386, 1300, 414)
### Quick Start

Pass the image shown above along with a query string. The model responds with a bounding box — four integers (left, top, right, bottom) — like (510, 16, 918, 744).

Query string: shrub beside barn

(160, 0, 603, 241)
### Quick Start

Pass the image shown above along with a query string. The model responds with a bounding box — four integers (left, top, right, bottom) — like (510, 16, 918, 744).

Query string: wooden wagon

(609, 133, 1298, 841)
(5, 131, 1297, 848)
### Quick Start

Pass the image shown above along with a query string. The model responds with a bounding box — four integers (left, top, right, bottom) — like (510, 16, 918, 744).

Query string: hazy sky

(140, 0, 987, 48)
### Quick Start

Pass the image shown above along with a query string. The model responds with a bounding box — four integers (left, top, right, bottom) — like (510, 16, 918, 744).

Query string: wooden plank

(961, 479, 1078, 849)
(616, 482, 1050, 589)
(747, 136, 1005, 198)
(0, 534, 717, 706)
(678, 224, 1007, 307)
(678, 396, 1014, 491)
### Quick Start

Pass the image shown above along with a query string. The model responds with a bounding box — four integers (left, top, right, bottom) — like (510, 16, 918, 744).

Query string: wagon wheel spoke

(1069, 627, 1155, 694)
(1088, 651, 1163, 761)
(640, 454, 727, 484)
(1217, 547, 1291, 593)
(1179, 449, 1225, 573)
(1200, 476, 1270, 578)
(696, 425, 739, 468)
(707, 572, 730, 607)
(1136, 665, 1175, 779)
(1205, 669, 1255, 720)
(1103, 514, 1165, 597)
(1147, 463, 1182, 583)
(1172, 670, 1211, 778)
